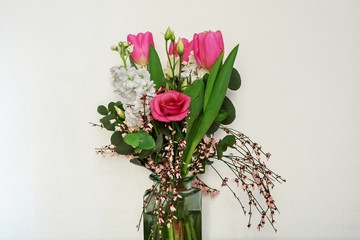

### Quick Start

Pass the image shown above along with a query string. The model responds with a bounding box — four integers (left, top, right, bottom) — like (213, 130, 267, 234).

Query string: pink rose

(150, 90, 191, 122)
(127, 31, 154, 66)
(193, 30, 224, 69)
(169, 38, 193, 62)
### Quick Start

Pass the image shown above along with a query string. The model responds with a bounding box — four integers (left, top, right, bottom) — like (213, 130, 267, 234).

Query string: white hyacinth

(110, 66, 155, 129)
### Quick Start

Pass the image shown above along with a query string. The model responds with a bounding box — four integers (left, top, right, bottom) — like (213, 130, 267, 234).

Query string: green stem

(188, 215, 197, 240)
(165, 40, 174, 71)
(185, 220, 192, 240)
(178, 55, 182, 91)
(168, 223, 175, 240)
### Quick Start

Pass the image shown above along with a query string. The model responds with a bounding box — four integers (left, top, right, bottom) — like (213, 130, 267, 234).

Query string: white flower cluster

(110, 66, 155, 129)
(181, 52, 209, 80)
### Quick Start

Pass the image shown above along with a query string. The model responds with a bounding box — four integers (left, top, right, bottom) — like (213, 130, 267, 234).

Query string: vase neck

(149, 174, 194, 191)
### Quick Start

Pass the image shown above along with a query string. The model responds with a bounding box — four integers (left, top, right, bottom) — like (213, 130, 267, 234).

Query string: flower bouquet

(93, 27, 285, 240)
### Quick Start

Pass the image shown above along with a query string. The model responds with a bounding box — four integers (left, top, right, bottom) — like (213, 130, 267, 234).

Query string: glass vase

(143, 175, 202, 240)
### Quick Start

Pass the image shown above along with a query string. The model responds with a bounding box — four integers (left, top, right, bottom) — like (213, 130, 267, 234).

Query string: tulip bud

(176, 37, 184, 56)
(165, 27, 172, 41)
(181, 78, 188, 89)
(110, 45, 118, 51)
(170, 31, 175, 42)
(114, 105, 125, 119)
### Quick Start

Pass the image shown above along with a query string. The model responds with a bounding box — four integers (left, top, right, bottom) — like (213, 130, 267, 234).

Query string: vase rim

(149, 173, 196, 183)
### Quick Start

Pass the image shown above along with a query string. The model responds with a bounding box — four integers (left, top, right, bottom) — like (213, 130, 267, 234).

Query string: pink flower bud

(169, 38, 193, 62)
(193, 30, 224, 69)
(127, 31, 154, 66)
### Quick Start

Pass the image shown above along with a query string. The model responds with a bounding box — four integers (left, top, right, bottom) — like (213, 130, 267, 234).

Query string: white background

(1, 0, 360, 239)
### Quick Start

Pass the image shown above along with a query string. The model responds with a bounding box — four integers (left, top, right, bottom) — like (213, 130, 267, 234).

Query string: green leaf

(107, 102, 115, 111)
(148, 45, 165, 89)
(221, 135, 236, 147)
(182, 45, 239, 174)
(152, 153, 165, 163)
(184, 79, 205, 138)
(139, 149, 154, 159)
(100, 114, 116, 131)
(152, 120, 170, 135)
(216, 144, 224, 159)
(207, 121, 220, 135)
(215, 110, 229, 122)
(155, 133, 163, 152)
(203, 54, 223, 111)
(219, 96, 236, 125)
(172, 122, 183, 141)
(123, 130, 156, 150)
(228, 68, 241, 90)
(114, 143, 134, 155)
(130, 158, 144, 167)
(129, 57, 138, 69)
(203, 159, 214, 165)
(97, 105, 108, 115)
(111, 131, 123, 146)
(111, 132, 134, 155)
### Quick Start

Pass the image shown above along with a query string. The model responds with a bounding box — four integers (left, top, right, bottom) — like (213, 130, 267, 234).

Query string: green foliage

(228, 68, 241, 90)
(124, 130, 156, 150)
(216, 135, 236, 159)
(184, 79, 205, 137)
(218, 96, 236, 125)
(148, 45, 165, 89)
(152, 120, 170, 135)
(203, 54, 223, 111)
(111, 131, 134, 155)
(100, 115, 116, 131)
(182, 45, 239, 174)
(97, 105, 108, 115)
(207, 121, 221, 135)
(154, 133, 163, 152)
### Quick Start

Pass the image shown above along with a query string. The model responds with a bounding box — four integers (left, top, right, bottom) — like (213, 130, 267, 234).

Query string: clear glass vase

(143, 174, 202, 240)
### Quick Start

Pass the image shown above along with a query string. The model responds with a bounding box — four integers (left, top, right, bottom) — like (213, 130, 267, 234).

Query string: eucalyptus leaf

(139, 149, 154, 159)
(221, 135, 236, 147)
(97, 105, 108, 115)
(228, 68, 241, 90)
(215, 110, 229, 123)
(124, 130, 156, 150)
(219, 96, 236, 125)
(111, 131, 123, 146)
(207, 121, 220, 135)
(130, 158, 144, 167)
(115, 143, 134, 155)
(107, 102, 115, 111)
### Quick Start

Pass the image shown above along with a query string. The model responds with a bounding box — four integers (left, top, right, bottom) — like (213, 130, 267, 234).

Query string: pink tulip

(150, 90, 191, 122)
(127, 32, 154, 66)
(169, 38, 193, 62)
(193, 30, 224, 69)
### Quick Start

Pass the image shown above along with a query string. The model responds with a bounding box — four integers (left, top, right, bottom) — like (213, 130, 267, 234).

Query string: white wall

(1, 0, 360, 239)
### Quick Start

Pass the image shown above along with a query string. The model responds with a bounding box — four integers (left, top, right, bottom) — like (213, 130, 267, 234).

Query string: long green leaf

(203, 54, 223, 111)
(182, 45, 239, 174)
(184, 79, 205, 138)
(148, 45, 165, 89)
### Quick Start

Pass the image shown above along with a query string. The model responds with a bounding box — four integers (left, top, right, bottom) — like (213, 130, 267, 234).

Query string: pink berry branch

(209, 126, 286, 232)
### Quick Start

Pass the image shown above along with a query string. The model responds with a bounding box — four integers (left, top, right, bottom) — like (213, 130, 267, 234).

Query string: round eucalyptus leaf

(228, 68, 241, 90)
(97, 105, 108, 115)
(220, 97, 236, 125)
